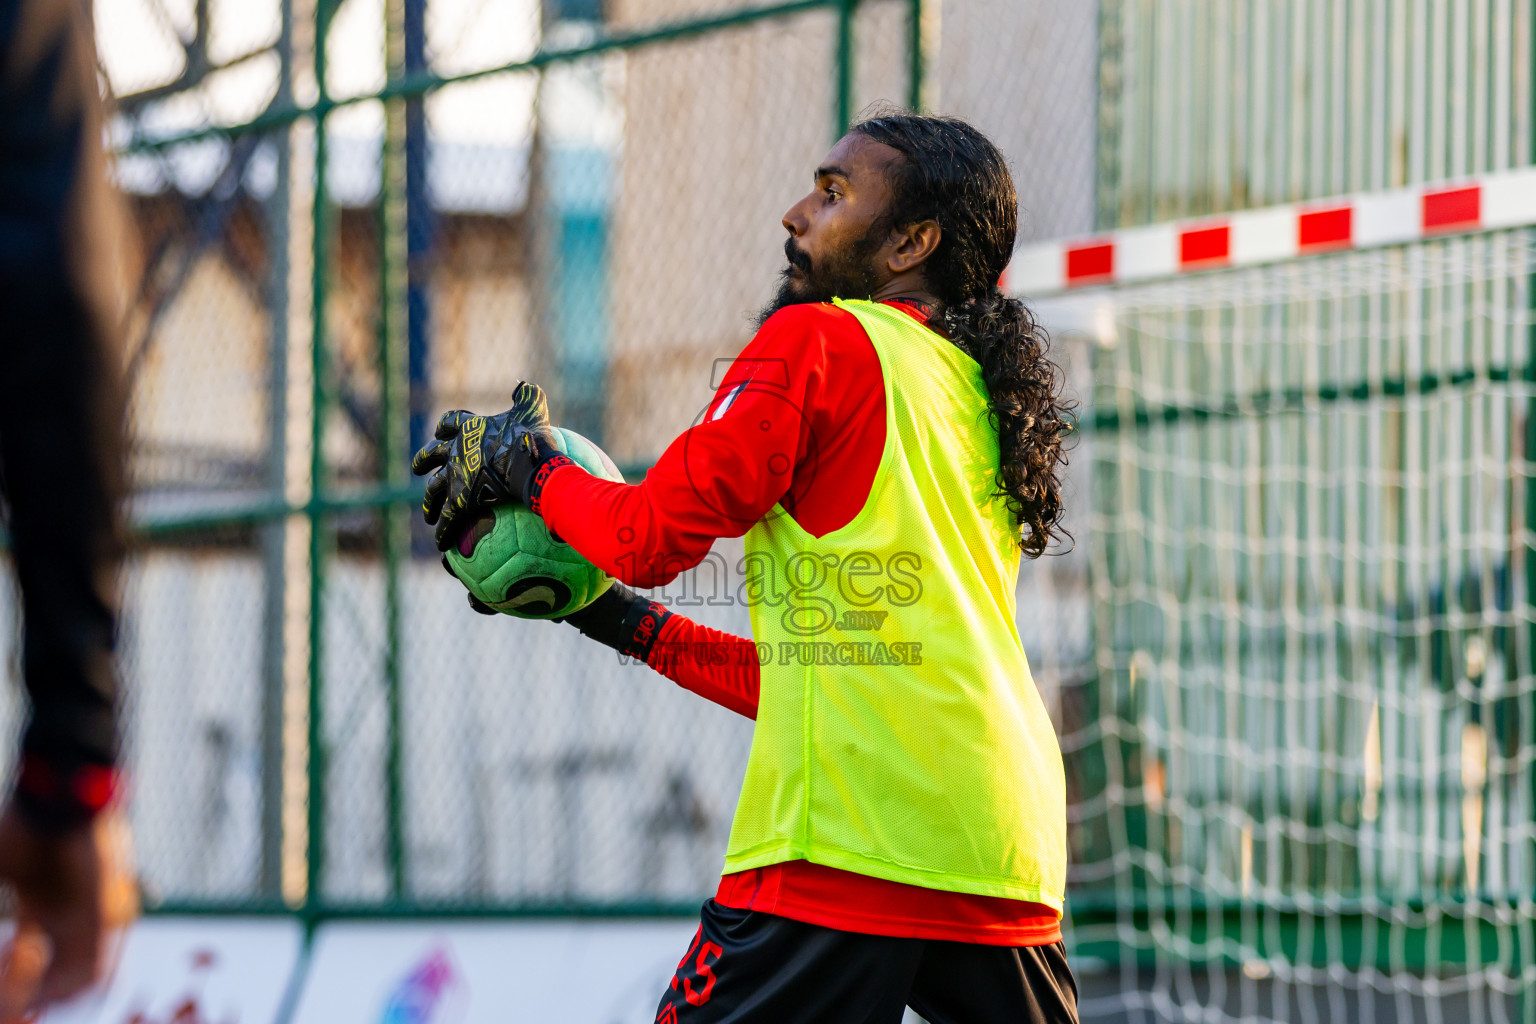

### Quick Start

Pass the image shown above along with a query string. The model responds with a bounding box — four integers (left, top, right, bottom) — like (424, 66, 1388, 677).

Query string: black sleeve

(0, 0, 128, 828)
(558, 582, 674, 662)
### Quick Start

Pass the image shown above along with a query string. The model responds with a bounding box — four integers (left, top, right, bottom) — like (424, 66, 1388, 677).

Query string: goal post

(1018, 175, 1536, 1019)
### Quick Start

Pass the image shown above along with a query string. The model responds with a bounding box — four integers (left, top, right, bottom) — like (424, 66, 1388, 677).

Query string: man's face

(757, 133, 904, 326)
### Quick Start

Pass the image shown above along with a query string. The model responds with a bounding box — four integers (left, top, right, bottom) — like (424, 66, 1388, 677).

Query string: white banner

(37, 917, 303, 1024)
(289, 919, 699, 1024)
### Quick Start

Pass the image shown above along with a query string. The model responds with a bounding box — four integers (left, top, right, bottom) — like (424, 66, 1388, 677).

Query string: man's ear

(887, 220, 942, 274)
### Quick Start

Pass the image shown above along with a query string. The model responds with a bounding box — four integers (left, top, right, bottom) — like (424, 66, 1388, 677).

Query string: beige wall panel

(133, 254, 269, 484)
(604, 8, 837, 461)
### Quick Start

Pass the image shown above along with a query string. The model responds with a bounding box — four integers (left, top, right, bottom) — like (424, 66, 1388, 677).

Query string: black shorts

(655, 900, 1079, 1024)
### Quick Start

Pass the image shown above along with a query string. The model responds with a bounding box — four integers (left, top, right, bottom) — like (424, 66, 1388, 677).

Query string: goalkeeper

(413, 112, 1077, 1023)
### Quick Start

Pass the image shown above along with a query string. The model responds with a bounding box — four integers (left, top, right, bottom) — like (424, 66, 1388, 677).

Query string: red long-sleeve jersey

(542, 299, 1061, 947)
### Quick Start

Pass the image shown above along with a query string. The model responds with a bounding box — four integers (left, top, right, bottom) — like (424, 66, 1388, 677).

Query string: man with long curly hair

(414, 111, 1078, 1023)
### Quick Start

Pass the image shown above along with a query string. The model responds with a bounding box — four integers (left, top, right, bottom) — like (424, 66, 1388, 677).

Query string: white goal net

(1045, 228, 1536, 1023)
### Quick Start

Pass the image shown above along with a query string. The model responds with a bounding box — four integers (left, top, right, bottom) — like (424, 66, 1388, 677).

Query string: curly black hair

(851, 111, 1074, 558)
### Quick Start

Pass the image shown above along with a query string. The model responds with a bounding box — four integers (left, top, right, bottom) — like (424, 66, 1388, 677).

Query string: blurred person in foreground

(415, 110, 1077, 1023)
(0, 0, 137, 1017)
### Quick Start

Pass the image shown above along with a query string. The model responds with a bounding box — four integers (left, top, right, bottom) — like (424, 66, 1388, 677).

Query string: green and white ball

(445, 427, 623, 619)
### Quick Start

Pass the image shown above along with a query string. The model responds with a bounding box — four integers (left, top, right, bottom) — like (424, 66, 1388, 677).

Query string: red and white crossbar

(1004, 166, 1536, 297)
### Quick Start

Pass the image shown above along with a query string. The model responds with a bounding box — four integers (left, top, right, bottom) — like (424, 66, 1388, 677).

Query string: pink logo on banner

(380, 948, 465, 1024)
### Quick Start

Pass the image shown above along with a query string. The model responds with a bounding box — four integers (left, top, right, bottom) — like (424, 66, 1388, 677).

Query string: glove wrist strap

(562, 583, 672, 661)
(523, 452, 574, 516)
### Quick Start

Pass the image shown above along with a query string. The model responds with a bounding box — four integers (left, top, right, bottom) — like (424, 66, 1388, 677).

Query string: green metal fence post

(835, 0, 858, 137)
(1522, 285, 1536, 1024)
(379, 0, 409, 902)
(1524, 17, 1536, 1023)
(906, 0, 922, 112)
(259, 0, 296, 905)
(1094, 0, 1122, 232)
(306, 0, 338, 922)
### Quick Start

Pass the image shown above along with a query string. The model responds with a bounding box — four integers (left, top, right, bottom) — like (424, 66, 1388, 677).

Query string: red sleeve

(644, 615, 760, 719)
(540, 302, 886, 587)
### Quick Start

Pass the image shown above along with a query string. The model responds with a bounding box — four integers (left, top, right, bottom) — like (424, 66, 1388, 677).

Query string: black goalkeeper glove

(410, 380, 570, 552)
(556, 582, 673, 661)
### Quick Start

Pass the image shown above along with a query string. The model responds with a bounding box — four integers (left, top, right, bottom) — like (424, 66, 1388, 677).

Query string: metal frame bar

(1090, 363, 1532, 434)
(1523, 12, 1536, 1019)
(121, 0, 862, 154)
(905, 0, 922, 112)
(379, 0, 409, 904)
(304, 0, 336, 923)
(835, 0, 857, 136)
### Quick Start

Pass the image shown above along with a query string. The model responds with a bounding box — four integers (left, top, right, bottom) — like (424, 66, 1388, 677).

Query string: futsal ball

(444, 427, 623, 619)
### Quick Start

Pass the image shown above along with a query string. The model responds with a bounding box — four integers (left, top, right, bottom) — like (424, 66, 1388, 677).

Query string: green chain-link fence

(104, 0, 927, 915)
(87, 0, 1108, 916)
(90, 0, 1108, 920)
(3, 0, 1531, 1019)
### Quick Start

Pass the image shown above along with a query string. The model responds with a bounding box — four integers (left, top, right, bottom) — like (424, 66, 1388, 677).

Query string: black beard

(754, 229, 887, 330)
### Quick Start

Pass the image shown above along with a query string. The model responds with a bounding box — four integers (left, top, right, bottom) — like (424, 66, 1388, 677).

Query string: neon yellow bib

(723, 299, 1067, 911)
